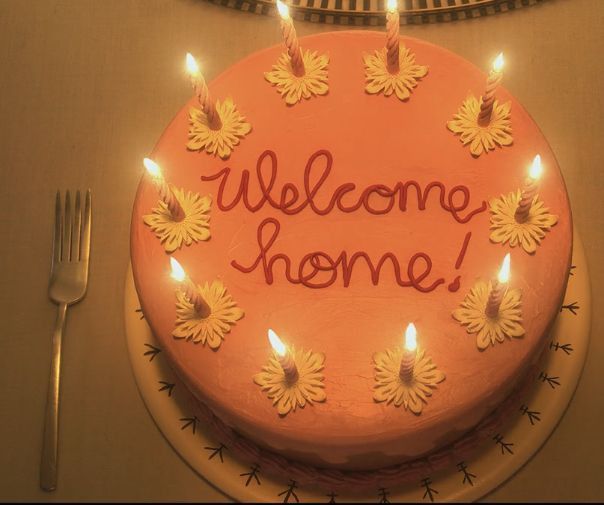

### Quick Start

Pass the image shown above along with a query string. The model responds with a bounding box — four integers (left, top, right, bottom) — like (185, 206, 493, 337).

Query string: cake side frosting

(130, 31, 572, 471)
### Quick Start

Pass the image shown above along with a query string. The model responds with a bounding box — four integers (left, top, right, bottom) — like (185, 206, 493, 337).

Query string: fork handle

(40, 302, 67, 491)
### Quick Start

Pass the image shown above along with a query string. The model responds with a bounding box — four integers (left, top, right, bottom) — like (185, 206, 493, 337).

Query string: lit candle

(477, 52, 504, 126)
(485, 253, 511, 319)
(399, 323, 417, 383)
(144, 158, 185, 221)
(385, 0, 400, 74)
(185, 53, 222, 130)
(268, 329, 298, 383)
(515, 155, 543, 223)
(276, 0, 305, 77)
(170, 257, 211, 318)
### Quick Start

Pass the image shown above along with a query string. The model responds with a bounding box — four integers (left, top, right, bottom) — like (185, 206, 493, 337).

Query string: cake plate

(124, 228, 590, 502)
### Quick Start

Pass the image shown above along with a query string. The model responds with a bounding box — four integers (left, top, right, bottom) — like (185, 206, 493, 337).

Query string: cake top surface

(131, 30, 571, 469)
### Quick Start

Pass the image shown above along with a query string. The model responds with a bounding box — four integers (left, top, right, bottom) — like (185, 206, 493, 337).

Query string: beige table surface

(1, 0, 603, 502)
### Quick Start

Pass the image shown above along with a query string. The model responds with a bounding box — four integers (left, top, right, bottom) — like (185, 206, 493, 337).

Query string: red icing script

(201, 150, 485, 292)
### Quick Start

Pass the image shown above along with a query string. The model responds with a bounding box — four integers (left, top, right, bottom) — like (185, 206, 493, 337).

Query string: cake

(130, 30, 572, 489)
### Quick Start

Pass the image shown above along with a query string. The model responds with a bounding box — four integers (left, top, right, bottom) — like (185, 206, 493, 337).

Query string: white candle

(399, 322, 417, 383)
(478, 53, 504, 126)
(268, 328, 298, 383)
(385, 0, 400, 74)
(170, 257, 211, 317)
(144, 158, 185, 221)
(515, 155, 543, 223)
(485, 253, 511, 319)
(276, 0, 305, 77)
(185, 53, 222, 130)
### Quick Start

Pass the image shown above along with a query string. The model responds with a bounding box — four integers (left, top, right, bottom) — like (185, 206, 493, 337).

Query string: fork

(40, 190, 92, 491)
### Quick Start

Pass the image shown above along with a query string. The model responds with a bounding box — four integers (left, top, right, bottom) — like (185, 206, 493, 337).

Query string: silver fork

(40, 190, 92, 491)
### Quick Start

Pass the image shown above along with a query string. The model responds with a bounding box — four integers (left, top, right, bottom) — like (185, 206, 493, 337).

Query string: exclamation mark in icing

(448, 231, 472, 292)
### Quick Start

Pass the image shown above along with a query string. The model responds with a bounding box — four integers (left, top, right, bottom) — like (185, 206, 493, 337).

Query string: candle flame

(276, 0, 290, 20)
(387, 0, 397, 13)
(185, 52, 200, 76)
(493, 52, 504, 73)
(404, 323, 417, 352)
(143, 157, 162, 179)
(497, 253, 511, 284)
(529, 154, 543, 180)
(170, 257, 186, 283)
(268, 329, 287, 356)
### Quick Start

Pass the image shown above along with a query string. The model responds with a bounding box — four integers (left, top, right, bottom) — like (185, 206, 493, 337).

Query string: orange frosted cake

(130, 31, 571, 489)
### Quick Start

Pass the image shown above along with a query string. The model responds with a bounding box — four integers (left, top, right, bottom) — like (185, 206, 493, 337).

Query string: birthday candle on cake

(276, 0, 305, 77)
(385, 0, 400, 74)
(268, 329, 298, 383)
(170, 257, 211, 317)
(143, 158, 185, 221)
(185, 53, 222, 130)
(515, 155, 543, 223)
(485, 253, 511, 319)
(399, 323, 417, 383)
(478, 52, 504, 126)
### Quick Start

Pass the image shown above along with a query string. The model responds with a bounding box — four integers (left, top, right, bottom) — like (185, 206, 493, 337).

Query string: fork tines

(54, 190, 91, 264)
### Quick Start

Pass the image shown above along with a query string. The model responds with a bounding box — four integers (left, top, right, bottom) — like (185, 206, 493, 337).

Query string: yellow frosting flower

(447, 96, 512, 157)
(452, 280, 524, 350)
(363, 45, 428, 101)
(143, 189, 211, 253)
(264, 50, 329, 105)
(187, 97, 251, 159)
(254, 347, 326, 416)
(489, 190, 559, 254)
(173, 280, 244, 350)
(373, 348, 445, 415)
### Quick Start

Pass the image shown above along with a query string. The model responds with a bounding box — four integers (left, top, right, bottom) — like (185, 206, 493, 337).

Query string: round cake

(130, 31, 572, 485)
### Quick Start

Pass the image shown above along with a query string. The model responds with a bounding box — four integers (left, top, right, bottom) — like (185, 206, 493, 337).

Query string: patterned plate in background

(206, 0, 546, 25)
